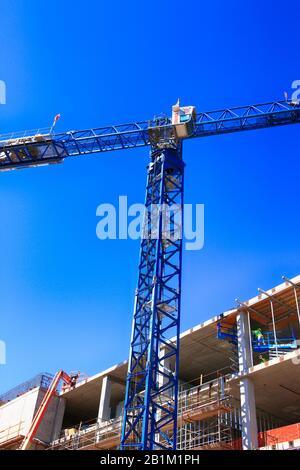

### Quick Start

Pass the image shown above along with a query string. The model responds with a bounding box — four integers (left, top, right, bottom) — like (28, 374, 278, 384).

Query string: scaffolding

(0, 373, 53, 404)
(46, 370, 289, 451)
(48, 417, 123, 450)
(176, 376, 241, 450)
(48, 376, 237, 451)
(176, 376, 285, 450)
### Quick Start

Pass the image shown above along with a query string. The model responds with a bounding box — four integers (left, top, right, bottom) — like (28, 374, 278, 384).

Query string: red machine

(20, 370, 78, 450)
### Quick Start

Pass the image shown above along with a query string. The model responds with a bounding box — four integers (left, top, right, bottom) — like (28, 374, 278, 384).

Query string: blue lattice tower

(120, 144, 184, 450)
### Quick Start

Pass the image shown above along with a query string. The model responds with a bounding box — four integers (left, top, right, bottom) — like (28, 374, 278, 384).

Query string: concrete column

(237, 311, 258, 450)
(237, 310, 252, 373)
(98, 376, 112, 423)
(240, 378, 258, 450)
(219, 375, 225, 400)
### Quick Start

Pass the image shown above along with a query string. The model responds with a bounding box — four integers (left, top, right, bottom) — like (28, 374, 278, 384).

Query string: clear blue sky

(0, 0, 299, 393)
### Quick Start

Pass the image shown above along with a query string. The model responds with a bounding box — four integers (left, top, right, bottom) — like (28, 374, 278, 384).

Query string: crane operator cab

(148, 100, 197, 147)
(171, 99, 197, 138)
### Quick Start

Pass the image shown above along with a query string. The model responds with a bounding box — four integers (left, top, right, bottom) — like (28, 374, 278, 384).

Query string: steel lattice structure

(120, 145, 183, 449)
(1, 99, 299, 450)
(0, 100, 299, 171)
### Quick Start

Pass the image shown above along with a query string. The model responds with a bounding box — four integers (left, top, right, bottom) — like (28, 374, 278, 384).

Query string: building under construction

(1, 97, 300, 451)
(1, 274, 300, 451)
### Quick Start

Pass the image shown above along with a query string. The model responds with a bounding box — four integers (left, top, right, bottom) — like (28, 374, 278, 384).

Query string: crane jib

(0, 100, 299, 172)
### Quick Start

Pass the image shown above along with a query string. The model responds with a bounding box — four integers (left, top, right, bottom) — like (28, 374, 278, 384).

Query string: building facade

(1, 275, 300, 450)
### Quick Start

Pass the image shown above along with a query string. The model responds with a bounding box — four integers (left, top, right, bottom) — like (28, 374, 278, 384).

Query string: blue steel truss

(0, 100, 300, 171)
(120, 144, 183, 450)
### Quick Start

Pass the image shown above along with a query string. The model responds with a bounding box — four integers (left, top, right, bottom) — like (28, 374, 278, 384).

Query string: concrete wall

(0, 387, 65, 448)
(34, 388, 65, 444)
(115, 401, 124, 420)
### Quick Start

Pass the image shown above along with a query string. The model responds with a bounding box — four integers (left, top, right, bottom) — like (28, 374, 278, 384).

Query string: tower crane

(1, 99, 300, 450)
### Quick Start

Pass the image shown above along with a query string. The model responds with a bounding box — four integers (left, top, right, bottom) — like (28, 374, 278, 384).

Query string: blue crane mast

(0, 99, 299, 450)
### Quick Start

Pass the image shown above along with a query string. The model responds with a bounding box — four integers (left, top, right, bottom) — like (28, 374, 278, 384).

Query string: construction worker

(258, 354, 267, 364)
(252, 327, 265, 346)
(70, 373, 79, 388)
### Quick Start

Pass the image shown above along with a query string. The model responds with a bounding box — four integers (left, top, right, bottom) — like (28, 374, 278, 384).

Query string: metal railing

(0, 421, 25, 445)
(48, 417, 123, 450)
(252, 332, 297, 351)
(0, 128, 52, 142)
(0, 373, 53, 404)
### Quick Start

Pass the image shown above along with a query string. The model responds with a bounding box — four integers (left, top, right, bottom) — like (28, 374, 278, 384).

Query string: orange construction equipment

(20, 370, 77, 450)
